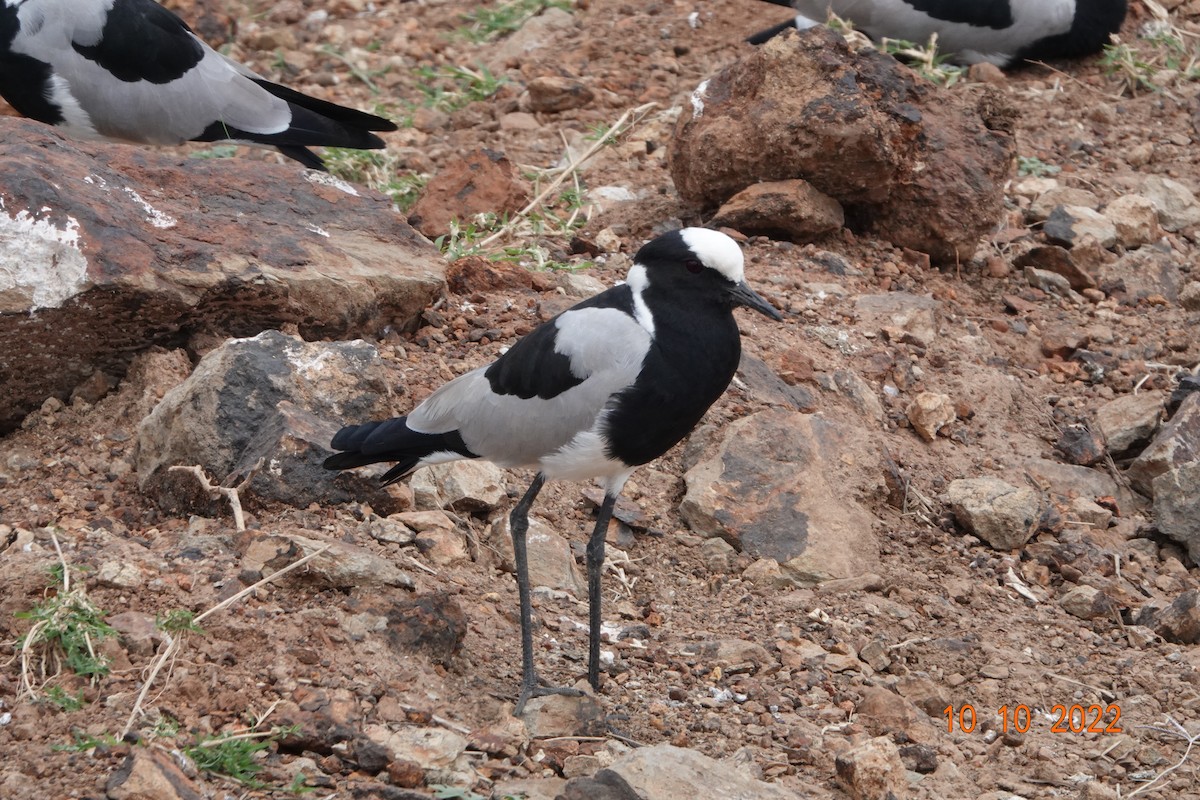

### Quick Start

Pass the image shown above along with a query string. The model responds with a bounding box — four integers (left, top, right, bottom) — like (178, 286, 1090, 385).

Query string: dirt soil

(2, 0, 1200, 798)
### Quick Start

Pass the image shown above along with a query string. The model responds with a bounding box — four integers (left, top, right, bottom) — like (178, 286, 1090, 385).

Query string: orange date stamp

(944, 704, 1123, 734)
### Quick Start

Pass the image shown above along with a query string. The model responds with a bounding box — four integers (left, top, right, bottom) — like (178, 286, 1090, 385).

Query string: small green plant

(412, 64, 508, 113)
(1100, 41, 1159, 94)
(157, 609, 204, 635)
(1016, 155, 1061, 177)
(189, 144, 239, 161)
(16, 564, 116, 688)
(323, 148, 428, 211)
(43, 685, 85, 712)
(429, 785, 489, 800)
(185, 725, 299, 787)
(53, 730, 122, 752)
(456, 0, 571, 43)
(878, 35, 966, 86)
(288, 771, 317, 795)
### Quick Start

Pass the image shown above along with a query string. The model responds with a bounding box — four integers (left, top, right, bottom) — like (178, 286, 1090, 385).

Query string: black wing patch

(903, 0, 1014, 30)
(485, 284, 639, 401)
(485, 321, 583, 400)
(72, 0, 204, 84)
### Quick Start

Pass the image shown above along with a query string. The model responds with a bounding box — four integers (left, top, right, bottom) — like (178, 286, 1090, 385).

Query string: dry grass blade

(477, 102, 657, 249)
(1127, 716, 1200, 797)
(120, 544, 332, 738)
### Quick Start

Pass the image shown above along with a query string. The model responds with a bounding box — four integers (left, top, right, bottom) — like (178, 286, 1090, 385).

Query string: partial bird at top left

(0, 0, 397, 170)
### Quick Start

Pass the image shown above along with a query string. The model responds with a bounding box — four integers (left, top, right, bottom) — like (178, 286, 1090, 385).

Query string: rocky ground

(2, 0, 1200, 798)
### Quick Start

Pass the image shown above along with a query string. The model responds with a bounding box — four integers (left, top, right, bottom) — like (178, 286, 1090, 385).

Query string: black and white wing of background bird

(324, 227, 783, 713)
(0, 0, 397, 169)
(747, 0, 1128, 68)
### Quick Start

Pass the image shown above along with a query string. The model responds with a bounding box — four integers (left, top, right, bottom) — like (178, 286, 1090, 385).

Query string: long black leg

(586, 492, 617, 690)
(510, 473, 583, 715)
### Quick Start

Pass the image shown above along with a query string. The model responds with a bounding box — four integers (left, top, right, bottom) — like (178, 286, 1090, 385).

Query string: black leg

(510, 473, 583, 715)
(586, 492, 617, 690)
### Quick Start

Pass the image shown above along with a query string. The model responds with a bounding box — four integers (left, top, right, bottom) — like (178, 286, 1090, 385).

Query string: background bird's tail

(323, 417, 476, 485)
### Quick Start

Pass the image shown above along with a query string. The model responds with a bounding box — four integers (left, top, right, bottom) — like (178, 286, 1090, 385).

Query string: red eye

(685, 259, 703, 274)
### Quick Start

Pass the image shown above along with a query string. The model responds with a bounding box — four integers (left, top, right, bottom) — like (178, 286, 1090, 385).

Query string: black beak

(727, 280, 783, 321)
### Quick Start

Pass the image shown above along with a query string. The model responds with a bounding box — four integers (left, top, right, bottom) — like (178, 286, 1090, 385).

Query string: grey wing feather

(408, 307, 652, 468)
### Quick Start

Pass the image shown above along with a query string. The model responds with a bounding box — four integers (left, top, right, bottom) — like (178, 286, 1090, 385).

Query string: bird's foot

(513, 675, 585, 716)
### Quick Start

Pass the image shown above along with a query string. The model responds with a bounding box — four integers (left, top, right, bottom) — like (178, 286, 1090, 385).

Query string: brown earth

(2, 0, 1200, 798)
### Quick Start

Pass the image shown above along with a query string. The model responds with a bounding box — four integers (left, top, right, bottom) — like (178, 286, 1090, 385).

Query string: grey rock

(1023, 457, 1136, 511)
(944, 477, 1040, 550)
(410, 459, 506, 512)
(609, 744, 807, 800)
(679, 638, 779, 672)
(1095, 391, 1164, 457)
(1027, 186, 1101, 221)
(557, 271, 608, 298)
(557, 770, 642, 800)
(1140, 175, 1200, 232)
(0, 119, 441, 434)
(364, 725, 467, 769)
(490, 514, 586, 596)
(1043, 205, 1117, 249)
(1129, 394, 1200, 496)
(1152, 460, 1200, 563)
(136, 331, 403, 514)
(520, 693, 606, 738)
(681, 411, 880, 583)
(241, 532, 413, 589)
(854, 292, 940, 348)
(1104, 194, 1161, 248)
(1059, 585, 1113, 620)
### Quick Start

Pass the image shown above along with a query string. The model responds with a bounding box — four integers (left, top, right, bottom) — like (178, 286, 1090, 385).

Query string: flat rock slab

(608, 744, 815, 800)
(670, 26, 1014, 262)
(0, 120, 443, 433)
(681, 410, 880, 583)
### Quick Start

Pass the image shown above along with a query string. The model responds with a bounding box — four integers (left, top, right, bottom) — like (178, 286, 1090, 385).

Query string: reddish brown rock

(408, 148, 530, 239)
(446, 255, 535, 294)
(709, 179, 844, 241)
(525, 76, 595, 113)
(670, 27, 1014, 262)
(0, 119, 442, 434)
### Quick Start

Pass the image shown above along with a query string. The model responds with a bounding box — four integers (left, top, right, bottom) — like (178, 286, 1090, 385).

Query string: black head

(630, 228, 781, 320)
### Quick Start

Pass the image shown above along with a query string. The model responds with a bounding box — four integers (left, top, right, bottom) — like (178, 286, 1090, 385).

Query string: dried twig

(168, 465, 256, 531)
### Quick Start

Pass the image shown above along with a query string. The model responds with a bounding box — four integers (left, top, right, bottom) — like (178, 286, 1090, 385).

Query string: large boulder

(0, 119, 443, 433)
(670, 26, 1015, 262)
(135, 330, 403, 514)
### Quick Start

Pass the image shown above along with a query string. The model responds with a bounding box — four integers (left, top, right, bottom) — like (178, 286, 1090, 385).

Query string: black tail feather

(747, 18, 799, 45)
(323, 418, 477, 486)
(254, 79, 398, 133)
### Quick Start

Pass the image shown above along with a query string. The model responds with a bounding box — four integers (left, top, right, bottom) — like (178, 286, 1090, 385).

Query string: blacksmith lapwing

(324, 228, 782, 713)
(0, 0, 396, 170)
(747, 0, 1128, 68)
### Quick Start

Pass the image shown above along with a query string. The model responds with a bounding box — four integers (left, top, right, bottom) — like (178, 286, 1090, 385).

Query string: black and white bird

(0, 0, 396, 170)
(747, 0, 1128, 68)
(324, 228, 782, 713)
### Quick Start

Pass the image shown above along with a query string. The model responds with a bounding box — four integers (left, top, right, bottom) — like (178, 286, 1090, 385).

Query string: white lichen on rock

(0, 199, 88, 312)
